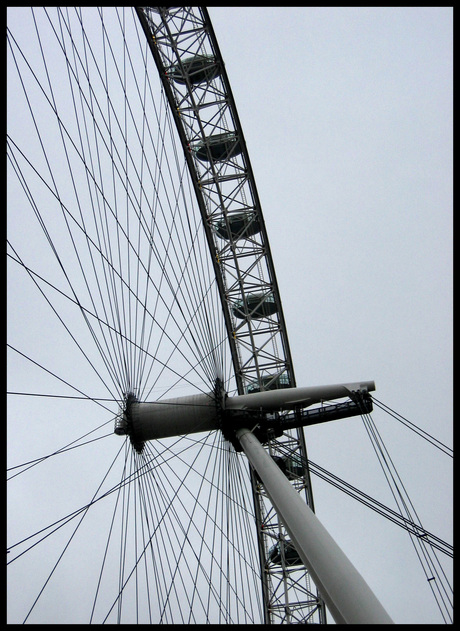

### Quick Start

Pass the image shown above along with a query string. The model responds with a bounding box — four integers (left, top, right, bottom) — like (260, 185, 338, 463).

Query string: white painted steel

(128, 381, 375, 442)
(236, 427, 393, 625)
(130, 393, 217, 442)
(226, 381, 375, 411)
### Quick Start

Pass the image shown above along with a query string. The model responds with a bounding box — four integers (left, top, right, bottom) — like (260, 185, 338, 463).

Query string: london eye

(7, 7, 452, 624)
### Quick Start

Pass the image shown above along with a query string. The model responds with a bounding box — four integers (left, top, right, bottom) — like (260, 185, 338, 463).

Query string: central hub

(114, 386, 224, 453)
(114, 392, 144, 452)
(113, 381, 375, 453)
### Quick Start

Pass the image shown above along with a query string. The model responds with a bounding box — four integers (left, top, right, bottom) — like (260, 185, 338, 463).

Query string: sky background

(208, 6, 452, 624)
(7, 6, 452, 625)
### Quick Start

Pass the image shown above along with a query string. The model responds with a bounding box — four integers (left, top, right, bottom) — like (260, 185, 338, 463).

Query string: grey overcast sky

(7, 6, 452, 624)
(208, 6, 453, 623)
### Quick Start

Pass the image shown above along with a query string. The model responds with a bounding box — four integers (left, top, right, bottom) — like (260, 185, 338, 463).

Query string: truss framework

(136, 7, 326, 623)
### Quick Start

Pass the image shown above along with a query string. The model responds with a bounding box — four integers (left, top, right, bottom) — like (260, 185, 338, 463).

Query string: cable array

(7, 7, 452, 625)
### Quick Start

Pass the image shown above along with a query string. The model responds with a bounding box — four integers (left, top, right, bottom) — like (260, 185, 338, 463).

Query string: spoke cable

(8, 19, 221, 399)
(372, 396, 452, 457)
(360, 410, 452, 623)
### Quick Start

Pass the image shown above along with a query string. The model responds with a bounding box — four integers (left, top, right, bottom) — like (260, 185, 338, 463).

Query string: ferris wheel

(7, 7, 451, 625)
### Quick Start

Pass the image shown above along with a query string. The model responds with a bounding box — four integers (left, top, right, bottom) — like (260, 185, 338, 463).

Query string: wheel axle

(114, 381, 375, 453)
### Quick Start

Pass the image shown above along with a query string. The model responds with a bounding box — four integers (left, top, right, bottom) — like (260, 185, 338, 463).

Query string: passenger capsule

(167, 54, 221, 85)
(275, 454, 304, 479)
(246, 373, 290, 394)
(193, 132, 242, 162)
(231, 293, 277, 320)
(214, 212, 261, 241)
(267, 541, 303, 567)
(254, 453, 303, 485)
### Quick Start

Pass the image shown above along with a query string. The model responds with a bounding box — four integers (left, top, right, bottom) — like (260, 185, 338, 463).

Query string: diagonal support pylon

(236, 426, 394, 624)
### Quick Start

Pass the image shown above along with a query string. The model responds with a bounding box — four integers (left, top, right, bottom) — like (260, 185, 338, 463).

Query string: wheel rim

(7, 7, 322, 624)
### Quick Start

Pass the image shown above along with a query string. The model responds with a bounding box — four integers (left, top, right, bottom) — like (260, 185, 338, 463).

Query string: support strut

(236, 427, 394, 624)
(114, 381, 375, 452)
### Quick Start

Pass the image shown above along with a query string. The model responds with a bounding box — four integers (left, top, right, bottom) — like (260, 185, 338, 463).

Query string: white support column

(236, 427, 393, 625)
(123, 381, 376, 444)
(227, 381, 375, 411)
(129, 393, 218, 442)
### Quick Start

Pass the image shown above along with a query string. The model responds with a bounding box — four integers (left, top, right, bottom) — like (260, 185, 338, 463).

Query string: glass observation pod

(267, 540, 303, 567)
(167, 54, 221, 85)
(193, 132, 242, 162)
(214, 212, 261, 241)
(245, 373, 290, 394)
(272, 454, 304, 480)
(254, 453, 303, 485)
(231, 293, 278, 320)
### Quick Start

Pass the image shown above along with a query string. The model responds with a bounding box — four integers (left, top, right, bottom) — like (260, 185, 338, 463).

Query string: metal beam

(226, 381, 375, 411)
(236, 427, 393, 625)
(116, 381, 375, 446)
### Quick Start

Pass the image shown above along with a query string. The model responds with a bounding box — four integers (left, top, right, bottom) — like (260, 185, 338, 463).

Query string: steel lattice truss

(136, 7, 327, 623)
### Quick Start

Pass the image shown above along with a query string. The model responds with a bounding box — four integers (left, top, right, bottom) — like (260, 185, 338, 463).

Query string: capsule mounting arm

(114, 381, 375, 452)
